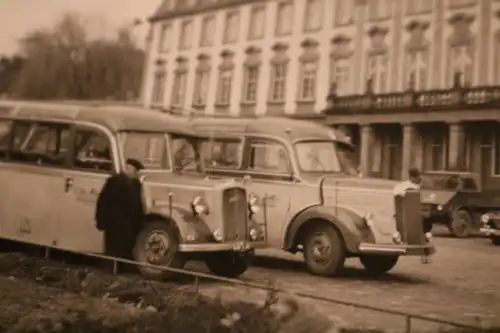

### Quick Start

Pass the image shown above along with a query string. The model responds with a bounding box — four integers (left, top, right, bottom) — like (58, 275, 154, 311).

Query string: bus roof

(189, 116, 351, 144)
(0, 101, 196, 136)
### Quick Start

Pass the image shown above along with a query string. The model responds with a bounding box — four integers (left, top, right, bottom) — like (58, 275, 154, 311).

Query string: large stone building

(141, 0, 500, 186)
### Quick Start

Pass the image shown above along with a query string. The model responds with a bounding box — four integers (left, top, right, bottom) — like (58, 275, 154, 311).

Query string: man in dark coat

(95, 158, 145, 268)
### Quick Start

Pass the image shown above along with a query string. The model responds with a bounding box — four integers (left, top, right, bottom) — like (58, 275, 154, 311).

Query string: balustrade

(324, 79, 500, 115)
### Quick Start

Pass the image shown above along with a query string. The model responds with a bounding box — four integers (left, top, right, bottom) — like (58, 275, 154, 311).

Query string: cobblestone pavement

(195, 231, 500, 332)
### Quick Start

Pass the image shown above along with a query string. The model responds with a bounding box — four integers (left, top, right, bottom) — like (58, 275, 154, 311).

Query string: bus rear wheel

(449, 210, 473, 238)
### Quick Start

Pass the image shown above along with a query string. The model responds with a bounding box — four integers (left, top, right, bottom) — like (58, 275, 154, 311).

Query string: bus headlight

(249, 228, 259, 241)
(425, 232, 434, 242)
(437, 205, 443, 211)
(392, 232, 402, 244)
(363, 212, 374, 227)
(481, 214, 490, 224)
(248, 194, 260, 215)
(191, 196, 209, 215)
(213, 229, 223, 242)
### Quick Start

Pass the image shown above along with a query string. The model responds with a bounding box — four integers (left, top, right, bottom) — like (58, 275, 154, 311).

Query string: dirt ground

(0, 249, 494, 333)
(197, 233, 500, 333)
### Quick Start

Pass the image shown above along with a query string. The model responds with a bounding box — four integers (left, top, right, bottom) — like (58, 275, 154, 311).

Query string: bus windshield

(294, 140, 359, 175)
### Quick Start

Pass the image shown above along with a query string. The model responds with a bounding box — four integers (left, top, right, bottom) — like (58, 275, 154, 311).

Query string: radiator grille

(222, 188, 248, 241)
(394, 190, 426, 245)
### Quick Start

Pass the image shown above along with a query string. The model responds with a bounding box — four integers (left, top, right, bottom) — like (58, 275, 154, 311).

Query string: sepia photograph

(0, 0, 499, 332)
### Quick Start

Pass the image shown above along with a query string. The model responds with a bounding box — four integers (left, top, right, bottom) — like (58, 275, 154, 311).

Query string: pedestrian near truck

(393, 167, 421, 196)
(393, 167, 433, 235)
(95, 158, 146, 271)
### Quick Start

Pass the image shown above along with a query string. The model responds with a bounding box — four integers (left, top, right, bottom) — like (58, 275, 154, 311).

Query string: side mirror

(139, 174, 148, 183)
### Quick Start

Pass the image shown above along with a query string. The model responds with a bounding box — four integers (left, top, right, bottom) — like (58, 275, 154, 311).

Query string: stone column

(359, 124, 373, 177)
(401, 122, 416, 180)
(448, 122, 465, 170)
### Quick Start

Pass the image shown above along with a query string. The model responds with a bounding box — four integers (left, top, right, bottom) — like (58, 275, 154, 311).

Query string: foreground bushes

(0, 252, 496, 333)
(0, 253, 278, 333)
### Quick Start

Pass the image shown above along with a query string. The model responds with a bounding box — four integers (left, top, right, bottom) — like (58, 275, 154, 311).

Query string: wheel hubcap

(455, 221, 467, 233)
(145, 231, 170, 264)
(310, 233, 332, 263)
(453, 214, 469, 236)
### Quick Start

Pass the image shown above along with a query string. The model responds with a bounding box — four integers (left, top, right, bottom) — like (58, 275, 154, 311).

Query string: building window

(171, 72, 188, 107)
(299, 62, 318, 102)
(200, 15, 215, 46)
(158, 23, 172, 53)
(367, 54, 388, 93)
(179, 20, 193, 50)
(449, 45, 473, 87)
(406, 0, 433, 14)
(330, 58, 351, 95)
(407, 50, 428, 90)
(270, 63, 288, 102)
(368, 0, 392, 20)
(243, 67, 259, 103)
(151, 70, 166, 105)
(426, 132, 446, 171)
(275, 1, 294, 36)
(193, 70, 210, 106)
(248, 6, 266, 40)
(223, 11, 240, 43)
(303, 0, 323, 32)
(217, 69, 233, 105)
(335, 0, 354, 26)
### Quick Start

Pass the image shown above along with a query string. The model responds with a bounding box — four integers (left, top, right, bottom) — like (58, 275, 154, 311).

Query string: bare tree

(0, 55, 24, 97)
(13, 12, 145, 100)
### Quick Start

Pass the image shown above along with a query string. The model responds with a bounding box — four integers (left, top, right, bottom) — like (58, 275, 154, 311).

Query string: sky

(0, 0, 161, 56)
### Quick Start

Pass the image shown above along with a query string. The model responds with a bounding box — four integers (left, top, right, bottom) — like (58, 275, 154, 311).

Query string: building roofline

(149, 0, 266, 22)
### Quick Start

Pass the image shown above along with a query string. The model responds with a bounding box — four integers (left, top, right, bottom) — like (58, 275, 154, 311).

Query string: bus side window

(9, 122, 70, 167)
(73, 128, 113, 173)
(0, 120, 12, 159)
(10, 122, 31, 152)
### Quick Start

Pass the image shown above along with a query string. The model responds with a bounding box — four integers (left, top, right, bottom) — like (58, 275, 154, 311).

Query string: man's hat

(126, 158, 145, 171)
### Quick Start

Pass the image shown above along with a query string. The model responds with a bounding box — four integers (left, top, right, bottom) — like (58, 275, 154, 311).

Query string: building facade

(142, 0, 500, 187)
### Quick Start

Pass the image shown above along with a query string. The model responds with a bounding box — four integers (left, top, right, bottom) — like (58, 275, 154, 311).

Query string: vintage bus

(0, 101, 261, 280)
(185, 115, 436, 277)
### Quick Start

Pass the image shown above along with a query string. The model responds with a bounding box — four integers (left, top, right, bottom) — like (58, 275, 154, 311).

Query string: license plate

(232, 241, 248, 251)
